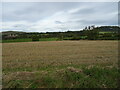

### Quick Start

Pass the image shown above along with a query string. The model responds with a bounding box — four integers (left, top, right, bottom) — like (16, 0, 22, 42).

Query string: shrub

(32, 35, 39, 41)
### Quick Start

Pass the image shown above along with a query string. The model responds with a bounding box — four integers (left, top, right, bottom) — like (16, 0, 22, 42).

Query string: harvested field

(2, 40, 119, 88)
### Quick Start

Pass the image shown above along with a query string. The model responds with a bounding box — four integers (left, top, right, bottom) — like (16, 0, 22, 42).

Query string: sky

(0, 2, 118, 32)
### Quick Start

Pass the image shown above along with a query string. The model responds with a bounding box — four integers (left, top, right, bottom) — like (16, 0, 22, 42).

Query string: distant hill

(95, 26, 119, 32)
(2, 31, 26, 35)
(2, 26, 120, 34)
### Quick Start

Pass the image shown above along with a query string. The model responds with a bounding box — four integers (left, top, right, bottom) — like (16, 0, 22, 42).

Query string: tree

(59, 33, 63, 40)
(87, 29, 99, 40)
(84, 26, 88, 30)
(88, 26, 91, 30)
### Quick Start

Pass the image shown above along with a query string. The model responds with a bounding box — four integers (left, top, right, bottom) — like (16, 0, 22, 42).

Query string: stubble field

(2, 40, 119, 88)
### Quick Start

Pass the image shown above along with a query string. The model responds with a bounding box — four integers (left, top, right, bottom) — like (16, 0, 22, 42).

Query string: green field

(2, 38, 32, 43)
(2, 38, 58, 43)
(99, 32, 114, 34)
(39, 38, 58, 41)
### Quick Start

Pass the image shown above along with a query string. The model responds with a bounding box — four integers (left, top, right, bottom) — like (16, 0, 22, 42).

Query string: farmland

(2, 38, 58, 43)
(2, 40, 119, 88)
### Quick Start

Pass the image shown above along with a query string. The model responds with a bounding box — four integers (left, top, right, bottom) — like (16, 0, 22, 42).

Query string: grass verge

(3, 65, 119, 88)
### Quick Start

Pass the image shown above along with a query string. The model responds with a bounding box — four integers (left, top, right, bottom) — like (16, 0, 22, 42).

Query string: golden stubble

(2, 40, 118, 71)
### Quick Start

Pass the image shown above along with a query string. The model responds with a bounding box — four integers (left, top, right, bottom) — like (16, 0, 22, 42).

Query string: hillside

(95, 26, 119, 32)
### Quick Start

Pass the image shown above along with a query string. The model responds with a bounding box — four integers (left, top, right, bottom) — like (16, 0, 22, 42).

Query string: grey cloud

(2, 2, 81, 22)
(77, 19, 117, 26)
(71, 8, 95, 15)
(55, 21, 63, 24)
(1, 2, 118, 32)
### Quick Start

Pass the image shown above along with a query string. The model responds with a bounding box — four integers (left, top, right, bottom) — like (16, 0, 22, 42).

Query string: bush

(71, 36, 81, 40)
(32, 35, 39, 41)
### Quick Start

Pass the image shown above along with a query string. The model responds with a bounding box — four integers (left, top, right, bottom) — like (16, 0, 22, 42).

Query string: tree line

(2, 26, 120, 41)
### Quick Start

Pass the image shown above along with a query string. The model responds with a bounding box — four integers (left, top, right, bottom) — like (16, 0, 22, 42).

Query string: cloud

(55, 21, 63, 24)
(2, 0, 120, 2)
(0, 2, 118, 32)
